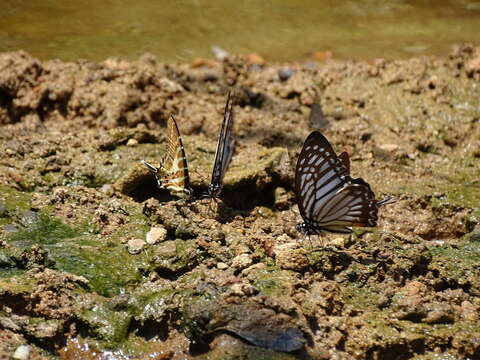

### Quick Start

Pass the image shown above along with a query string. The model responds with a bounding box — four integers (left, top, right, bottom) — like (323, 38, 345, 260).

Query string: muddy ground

(0, 45, 479, 359)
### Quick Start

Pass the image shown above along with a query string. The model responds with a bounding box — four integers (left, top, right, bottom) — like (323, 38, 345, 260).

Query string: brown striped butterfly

(295, 131, 394, 235)
(142, 115, 192, 199)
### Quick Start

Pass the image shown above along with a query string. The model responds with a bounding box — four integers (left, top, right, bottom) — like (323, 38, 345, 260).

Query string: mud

(0, 45, 479, 359)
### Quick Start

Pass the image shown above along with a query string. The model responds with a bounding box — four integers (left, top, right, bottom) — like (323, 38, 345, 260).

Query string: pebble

(278, 68, 295, 81)
(127, 238, 145, 254)
(211, 45, 229, 60)
(100, 184, 115, 196)
(217, 262, 229, 270)
(12, 345, 30, 360)
(245, 53, 265, 66)
(126, 138, 138, 146)
(146, 226, 168, 245)
(231, 254, 253, 270)
(312, 50, 333, 61)
(378, 143, 399, 152)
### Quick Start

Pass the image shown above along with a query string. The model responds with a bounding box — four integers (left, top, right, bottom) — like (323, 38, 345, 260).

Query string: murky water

(1, 0, 479, 62)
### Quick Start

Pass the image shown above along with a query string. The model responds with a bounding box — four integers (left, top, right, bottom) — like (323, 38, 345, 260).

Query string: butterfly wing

(210, 92, 235, 191)
(159, 115, 191, 197)
(295, 131, 379, 234)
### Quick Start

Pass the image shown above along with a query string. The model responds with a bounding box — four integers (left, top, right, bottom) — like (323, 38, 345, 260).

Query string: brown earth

(0, 45, 479, 359)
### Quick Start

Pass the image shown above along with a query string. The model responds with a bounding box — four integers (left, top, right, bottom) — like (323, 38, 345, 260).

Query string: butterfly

(204, 92, 235, 200)
(142, 114, 192, 199)
(295, 131, 393, 235)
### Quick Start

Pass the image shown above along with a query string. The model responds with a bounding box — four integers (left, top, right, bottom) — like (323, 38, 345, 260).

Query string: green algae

(78, 302, 132, 345)
(429, 239, 480, 289)
(0, 184, 31, 225)
(248, 267, 295, 297)
(4, 209, 152, 297)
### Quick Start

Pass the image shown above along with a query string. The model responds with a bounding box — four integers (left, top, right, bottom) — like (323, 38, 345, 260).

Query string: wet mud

(0, 45, 480, 359)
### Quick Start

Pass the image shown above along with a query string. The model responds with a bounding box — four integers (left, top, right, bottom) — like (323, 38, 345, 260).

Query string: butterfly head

(207, 182, 221, 199)
(295, 221, 319, 235)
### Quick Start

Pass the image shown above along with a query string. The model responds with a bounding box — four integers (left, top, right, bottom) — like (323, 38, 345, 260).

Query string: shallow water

(1, 0, 479, 62)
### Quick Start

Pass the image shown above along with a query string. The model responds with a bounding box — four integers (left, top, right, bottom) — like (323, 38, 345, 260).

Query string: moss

(78, 302, 132, 345)
(5, 211, 152, 297)
(249, 267, 294, 297)
(0, 185, 32, 223)
(429, 240, 480, 287)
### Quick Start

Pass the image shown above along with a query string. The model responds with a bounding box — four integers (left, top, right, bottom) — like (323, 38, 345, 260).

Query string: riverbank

(1, 45, 479, 359)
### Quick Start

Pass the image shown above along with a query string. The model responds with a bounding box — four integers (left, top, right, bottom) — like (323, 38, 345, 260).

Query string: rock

(274, 243, 309, 271)
(126, 138, 138, 146)
(245, 53, 265, 66)
(12, 345, 30, 360)
(153, 239, 202, 274)
(127, 238, 145, 254)
(146, 226, 168, 245)
(19, 210, 40, 227)
(378, 143, 400, 152)
(312, 50, 333, 61)
(100, 184, 115, 196)
(217, 262, 228, 270)
(232, 254, 253, 270)
(211, 45, 230, 60)
(278, 68, 296, 81)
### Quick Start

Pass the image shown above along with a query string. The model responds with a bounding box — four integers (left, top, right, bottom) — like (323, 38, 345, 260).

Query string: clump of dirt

(1, 44, 479, 359)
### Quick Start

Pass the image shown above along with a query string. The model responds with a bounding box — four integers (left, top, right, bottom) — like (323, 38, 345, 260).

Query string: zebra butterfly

(204, 91, 235, 199)
(295, 131, 393, 235)
(142, 115, 192, 199)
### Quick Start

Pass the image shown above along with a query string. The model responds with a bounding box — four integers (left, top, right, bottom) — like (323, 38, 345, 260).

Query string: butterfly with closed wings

(141, 115, 192, 199)
(203, 91, 235, 200)
(295, 131, 394, 235)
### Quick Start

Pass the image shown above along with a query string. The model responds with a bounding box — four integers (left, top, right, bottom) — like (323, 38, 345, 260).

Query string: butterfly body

(295, 131, 392, 235)
(142, 115, 192, 199)
(204, 92, 235, 200)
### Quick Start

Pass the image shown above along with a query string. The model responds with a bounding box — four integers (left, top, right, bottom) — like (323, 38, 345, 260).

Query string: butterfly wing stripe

(159, 115, 190, 193)
(210, 91, 234, 189)
(321, 226, 352, 234)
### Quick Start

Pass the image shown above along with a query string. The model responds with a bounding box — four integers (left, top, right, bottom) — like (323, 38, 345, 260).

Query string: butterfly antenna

(141, 160, 159, 174)
(377, 196, 396, 207)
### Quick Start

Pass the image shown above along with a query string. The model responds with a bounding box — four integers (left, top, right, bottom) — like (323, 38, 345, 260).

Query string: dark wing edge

(211, 91, 235, 186)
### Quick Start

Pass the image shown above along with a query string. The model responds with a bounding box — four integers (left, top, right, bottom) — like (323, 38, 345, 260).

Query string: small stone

(211, 45, 230, 60)
(312, 50, 333, 61)
(12, 345, 30, 360)
(231, 254, 253, 270)
(126, 138, 138, 146)
(278, 68, 296, 81)
(378, 143, 399, 152)
(274, 243, 309, 271)
(146, 226, 168, 245)
(330, 237, 345, 248)
(217, 262, 229, 270)
(127, 238, 145, 254)
(245, 53, 265, 66)
(3, 223, 18, 233)
(100, 184, 115, 196)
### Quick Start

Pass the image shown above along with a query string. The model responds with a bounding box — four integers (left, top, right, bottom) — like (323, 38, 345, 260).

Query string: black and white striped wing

(295, 131, 378, 234)
(210, 91, 235, 189)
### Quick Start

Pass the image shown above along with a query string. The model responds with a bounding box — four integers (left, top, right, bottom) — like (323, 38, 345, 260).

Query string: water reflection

(0, 0, 479, 61)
